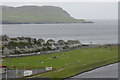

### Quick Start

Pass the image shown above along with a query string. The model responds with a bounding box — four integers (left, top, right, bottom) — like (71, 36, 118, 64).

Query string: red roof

(107, 44, 111, 46)
(0, 65, 7, 68)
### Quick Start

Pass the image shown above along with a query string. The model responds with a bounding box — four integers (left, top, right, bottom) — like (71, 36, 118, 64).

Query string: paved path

(72, 63, 119, 78)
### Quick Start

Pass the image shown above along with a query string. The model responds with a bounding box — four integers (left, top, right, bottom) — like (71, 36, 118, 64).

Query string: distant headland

(1, 5, 93, 24)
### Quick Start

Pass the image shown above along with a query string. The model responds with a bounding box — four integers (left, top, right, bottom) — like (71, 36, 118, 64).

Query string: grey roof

(38, 38, 45, 42)
(53, 43, 59, 46)
(17, 37, 24, 40)
(47, 39, 55, 42)
(59, 43, 65, 45)
(36, 44, 43, 47)
(67, 40, 80, 44)
(57, 40, 65, 43)
(27, 45, 34, 48)
(6, 46, 16, 49)
(30, 38, 36, 41)
(11, 38, 17, 41)
(17, 46, 26, 49)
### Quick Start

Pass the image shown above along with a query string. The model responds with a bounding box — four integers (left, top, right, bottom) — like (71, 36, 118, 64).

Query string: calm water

(2, 20, 118, 44)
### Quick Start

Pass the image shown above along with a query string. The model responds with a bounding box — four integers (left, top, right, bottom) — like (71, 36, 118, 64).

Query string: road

(72, 63, 119, 78)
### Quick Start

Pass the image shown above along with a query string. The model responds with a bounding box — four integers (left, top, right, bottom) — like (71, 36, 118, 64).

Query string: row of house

(1, 35, 82, 55)
(2, 34, 36, 45)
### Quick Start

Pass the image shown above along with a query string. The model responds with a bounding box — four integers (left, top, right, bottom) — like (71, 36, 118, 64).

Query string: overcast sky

(2, 2, 118, 20)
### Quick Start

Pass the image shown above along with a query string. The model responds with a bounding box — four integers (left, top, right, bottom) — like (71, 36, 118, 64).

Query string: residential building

(38, 38, 45, 44)
(47, 39, 55, 44)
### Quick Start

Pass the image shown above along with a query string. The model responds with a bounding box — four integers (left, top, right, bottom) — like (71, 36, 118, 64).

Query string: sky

(1, 2, 118, 20)
(1, 0, 119, 2)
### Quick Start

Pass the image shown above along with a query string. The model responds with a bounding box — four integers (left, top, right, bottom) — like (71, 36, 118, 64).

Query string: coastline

(2, 22, 93, 25)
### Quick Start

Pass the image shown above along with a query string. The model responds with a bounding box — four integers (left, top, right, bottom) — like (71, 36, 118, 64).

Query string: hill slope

(2, 6, 86, 24)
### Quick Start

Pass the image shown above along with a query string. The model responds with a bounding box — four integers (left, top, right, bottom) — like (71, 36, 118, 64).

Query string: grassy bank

(34, 56, 118, 79)
(2, 45, 118, 79)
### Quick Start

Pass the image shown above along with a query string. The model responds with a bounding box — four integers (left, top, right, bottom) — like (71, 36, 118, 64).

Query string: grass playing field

(2, 45, 119, 79)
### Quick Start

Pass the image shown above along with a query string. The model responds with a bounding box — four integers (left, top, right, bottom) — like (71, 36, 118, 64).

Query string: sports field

(2, 45, 119, 78)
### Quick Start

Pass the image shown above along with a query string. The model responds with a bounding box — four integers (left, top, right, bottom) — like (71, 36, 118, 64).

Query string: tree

(9, 41, 18, 47)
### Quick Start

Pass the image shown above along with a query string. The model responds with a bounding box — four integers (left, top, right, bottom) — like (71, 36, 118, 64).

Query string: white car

(37, 52, 41, 54)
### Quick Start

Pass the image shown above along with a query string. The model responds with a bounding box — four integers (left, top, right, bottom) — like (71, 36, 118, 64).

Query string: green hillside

(2, 5, 85, 24)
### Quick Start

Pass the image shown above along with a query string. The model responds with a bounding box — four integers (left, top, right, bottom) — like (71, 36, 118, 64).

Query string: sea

(2, 20, 118, 44)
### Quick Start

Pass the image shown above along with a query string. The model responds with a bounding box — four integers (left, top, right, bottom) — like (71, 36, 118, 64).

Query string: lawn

(2, 45, 119, 79)
(0, 52, 2, 65)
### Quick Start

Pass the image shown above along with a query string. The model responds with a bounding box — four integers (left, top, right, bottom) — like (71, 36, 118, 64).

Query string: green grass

(2, 46, 119, 78)
(0, 52, 2, 65)
(0, 47, 2, 50)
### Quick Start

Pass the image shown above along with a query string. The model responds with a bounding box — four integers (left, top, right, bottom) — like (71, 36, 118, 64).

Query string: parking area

(1, 69, 46, 78)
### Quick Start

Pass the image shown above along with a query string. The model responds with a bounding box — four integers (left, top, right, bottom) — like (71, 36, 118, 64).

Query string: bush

(14, 50, 21, 54)
(9, 41, 18, 47)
